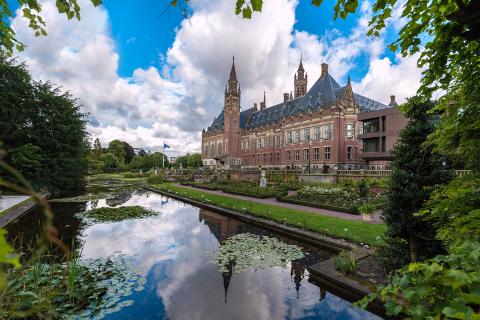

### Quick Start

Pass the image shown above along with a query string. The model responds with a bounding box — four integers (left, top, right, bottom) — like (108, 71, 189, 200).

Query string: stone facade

(202, 58, 400, 170)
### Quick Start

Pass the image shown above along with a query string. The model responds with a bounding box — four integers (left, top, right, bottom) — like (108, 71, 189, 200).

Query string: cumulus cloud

(11, 0, 422, 155)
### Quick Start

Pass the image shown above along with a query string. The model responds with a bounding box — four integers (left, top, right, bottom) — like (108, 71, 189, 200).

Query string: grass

(150, 183, 386, 246)
(333, 250, 358, 274)
(0, 196, 33, 217)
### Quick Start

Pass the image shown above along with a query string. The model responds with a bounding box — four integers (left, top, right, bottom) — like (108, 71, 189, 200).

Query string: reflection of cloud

(79, 191, 380, 319)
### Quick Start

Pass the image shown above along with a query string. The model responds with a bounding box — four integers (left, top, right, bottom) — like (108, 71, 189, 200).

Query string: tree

(0, 53, 88, 196)
(108, 140, 125, 164)
(173, 153, 203, 168)
(381, 96, 451, 266)
(129, 152, 169, 171)
(93, 138, 102, 158)
(100, 153, 119, 170)
(123, 141, 134, 164)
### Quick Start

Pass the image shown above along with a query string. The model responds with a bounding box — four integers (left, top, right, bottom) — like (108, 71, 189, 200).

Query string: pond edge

(141, 185, 384, 309)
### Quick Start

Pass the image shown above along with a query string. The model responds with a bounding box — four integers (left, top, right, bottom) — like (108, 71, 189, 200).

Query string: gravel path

(175, 184, 383, 224)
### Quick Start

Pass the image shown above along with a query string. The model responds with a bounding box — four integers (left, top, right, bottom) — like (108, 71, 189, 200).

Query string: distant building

(169, 156, 179, 163)
(201, 57, 406, 170)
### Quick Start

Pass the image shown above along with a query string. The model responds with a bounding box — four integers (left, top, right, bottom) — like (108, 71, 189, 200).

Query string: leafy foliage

(129, 152, 169, 171)
(208, 233, 304, 274)
(0, 0, 102, 53)
(172, 153, 202, 168)
(419, 172, 480, 247)
(0, 54, 88, 196)
(359, 241, 480, 319)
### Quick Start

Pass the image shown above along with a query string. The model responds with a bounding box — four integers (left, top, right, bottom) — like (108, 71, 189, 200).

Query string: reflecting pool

(7, 189, 381, 319)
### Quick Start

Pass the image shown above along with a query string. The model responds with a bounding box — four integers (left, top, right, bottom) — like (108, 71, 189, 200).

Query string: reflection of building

(291, 260, 306, 299)
(199, 209, 241, 303)
(199, 209, 241, 243)
(202, 58, 405, 170)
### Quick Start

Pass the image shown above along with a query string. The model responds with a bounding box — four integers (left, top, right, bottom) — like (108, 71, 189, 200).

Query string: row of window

(241, 135, 282, 150)
(242, 146, 355, 164)
(203, 143, 223, 157)
(286, 124, 335, 144)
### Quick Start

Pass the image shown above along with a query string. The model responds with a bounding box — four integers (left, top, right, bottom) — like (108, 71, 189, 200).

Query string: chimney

(283, 92, 290, 102)
(321, 63, 329, 77)
(254, 102, 258, 111)
(389, 95, 398, 107)
(260, 101, 266, 110)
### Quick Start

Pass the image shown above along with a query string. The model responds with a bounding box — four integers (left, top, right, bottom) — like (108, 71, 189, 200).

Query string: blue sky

(103, 0, 396, 81)
(9, 0, 420, 154)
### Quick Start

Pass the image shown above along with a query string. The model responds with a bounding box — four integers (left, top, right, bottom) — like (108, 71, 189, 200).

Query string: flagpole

(162, 141, 165, 168)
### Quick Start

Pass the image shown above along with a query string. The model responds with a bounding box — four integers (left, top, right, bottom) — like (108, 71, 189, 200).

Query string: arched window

(218, 143, 223, 155)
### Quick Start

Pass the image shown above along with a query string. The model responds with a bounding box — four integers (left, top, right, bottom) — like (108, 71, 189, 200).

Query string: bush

(376, 236, 410, 273)
(333, 250, 358, 274)
(147, 174, 164, 185)
(359, 202, 376, 215)
(358, 179, 369, 199)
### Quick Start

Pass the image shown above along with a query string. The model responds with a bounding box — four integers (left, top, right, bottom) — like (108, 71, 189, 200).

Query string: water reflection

(7, 190, 381, 319)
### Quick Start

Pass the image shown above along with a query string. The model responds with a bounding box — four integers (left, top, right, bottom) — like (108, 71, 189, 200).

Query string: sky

(8, 0, 422, 155)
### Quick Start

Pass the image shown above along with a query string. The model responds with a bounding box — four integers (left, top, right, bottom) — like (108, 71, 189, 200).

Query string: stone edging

(141, 185, 381, 310)
(0, 192, 48, 228)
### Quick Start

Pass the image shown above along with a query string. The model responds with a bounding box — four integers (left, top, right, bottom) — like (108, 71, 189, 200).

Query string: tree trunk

(410, 236, 419, 262)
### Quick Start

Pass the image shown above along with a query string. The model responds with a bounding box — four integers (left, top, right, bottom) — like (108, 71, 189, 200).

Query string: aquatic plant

(208, 233, 305, 274)
(333, 250, 358, 274)
(78, 206, 159, 223)
(0, 255, 145, 319)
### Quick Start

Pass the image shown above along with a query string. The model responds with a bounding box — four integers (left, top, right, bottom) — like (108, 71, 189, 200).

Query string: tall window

(314, 127, 321, 140)
(274, 135, 281, 147)
(295, 149, 300, 161)
(262, 137, 266, 148)
(257, 138, 261, 148)
(347, 146, 353, 160)
(324, 146, 331, 160)
(257, 153, 260, 163)
(287, 131, 293, 144)
(313, 147, 319, 160)
(218, 143, 222, 155)
(295, 130, 301, 144)
(286, 150, 291, 161)
(303, 128, 310, 141)
(270, 153, 273, 162)
(303, 148, 310, 161)
(204, 145, 209, 155)
(324, 124, 332, 140)
(347, 123, 354, 139)
(275, 152, 280, 162)
(263, 153, 267, 163)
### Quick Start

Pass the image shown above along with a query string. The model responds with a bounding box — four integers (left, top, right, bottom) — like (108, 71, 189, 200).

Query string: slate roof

(206, 72, 387, 132)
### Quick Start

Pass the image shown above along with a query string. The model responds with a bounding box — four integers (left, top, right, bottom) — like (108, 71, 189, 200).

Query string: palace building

(201, 58, 406, 170)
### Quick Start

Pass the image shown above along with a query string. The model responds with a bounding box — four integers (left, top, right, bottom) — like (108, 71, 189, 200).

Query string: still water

(7, 189, 381, 320)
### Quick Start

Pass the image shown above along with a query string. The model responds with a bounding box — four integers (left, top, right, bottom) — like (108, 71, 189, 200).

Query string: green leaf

(242, 6, 252, 19)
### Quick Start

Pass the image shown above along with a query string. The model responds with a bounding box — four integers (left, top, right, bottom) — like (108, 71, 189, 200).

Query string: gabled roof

(205, 70, 387, 133)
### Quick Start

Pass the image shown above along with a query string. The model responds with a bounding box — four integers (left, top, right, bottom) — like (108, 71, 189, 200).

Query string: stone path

(175, 184, 383, 224)
(0, 192, 48, 228)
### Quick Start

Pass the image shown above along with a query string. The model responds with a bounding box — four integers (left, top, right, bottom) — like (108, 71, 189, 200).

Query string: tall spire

(229, 56, 237, 82)
(298, 53, 304, 72)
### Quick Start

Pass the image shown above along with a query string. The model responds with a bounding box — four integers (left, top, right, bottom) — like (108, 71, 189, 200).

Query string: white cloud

(353, 53, 423, 104)
(11, 0, 423, 155)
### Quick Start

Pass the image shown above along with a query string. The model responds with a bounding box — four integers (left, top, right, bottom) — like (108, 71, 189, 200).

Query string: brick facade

(202, 58, 400, 170)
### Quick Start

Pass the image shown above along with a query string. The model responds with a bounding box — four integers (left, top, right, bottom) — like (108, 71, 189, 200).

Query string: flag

(163, 143, 170, 149)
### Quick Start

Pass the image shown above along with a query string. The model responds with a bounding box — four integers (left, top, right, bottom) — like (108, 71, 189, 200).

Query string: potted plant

(359, 202, 376, 222)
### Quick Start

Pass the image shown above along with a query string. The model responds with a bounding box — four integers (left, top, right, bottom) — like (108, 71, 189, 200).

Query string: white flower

(344, 228, 348, 232)
(376, 236, 381, 240)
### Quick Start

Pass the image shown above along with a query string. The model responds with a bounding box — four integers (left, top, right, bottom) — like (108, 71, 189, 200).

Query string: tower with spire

(294, 54, 308, 98)
(223, 57, 241, 167)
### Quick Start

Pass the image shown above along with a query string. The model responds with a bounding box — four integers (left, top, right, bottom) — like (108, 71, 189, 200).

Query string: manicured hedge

(277, 196, 360, 215)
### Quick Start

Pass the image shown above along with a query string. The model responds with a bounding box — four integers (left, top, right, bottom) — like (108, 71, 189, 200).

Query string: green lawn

(150, 183, 386, 246)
